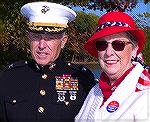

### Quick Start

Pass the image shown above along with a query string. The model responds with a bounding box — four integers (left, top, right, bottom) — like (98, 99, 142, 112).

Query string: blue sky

(72, 1, 150, 27)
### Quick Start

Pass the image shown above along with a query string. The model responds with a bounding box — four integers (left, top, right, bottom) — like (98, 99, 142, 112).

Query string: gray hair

(125, 31, 138, 48)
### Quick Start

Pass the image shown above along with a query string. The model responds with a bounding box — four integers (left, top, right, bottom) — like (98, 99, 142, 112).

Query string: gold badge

(41, 5, 50, 14)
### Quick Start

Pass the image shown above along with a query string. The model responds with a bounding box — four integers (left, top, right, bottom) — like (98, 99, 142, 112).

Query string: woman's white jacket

(75, 63, 150, 122)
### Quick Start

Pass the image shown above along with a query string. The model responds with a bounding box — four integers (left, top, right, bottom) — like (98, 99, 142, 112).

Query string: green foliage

(142, 29, 150, 66)
(47, 0, 138, 12)
(0, 0, 31, 69)
(62, 12, 99, 62)
(75, 11, 98, 34)
(136, 12, 150, 28)
(136, 12, 150, 65)
(0, 0, 149, 70)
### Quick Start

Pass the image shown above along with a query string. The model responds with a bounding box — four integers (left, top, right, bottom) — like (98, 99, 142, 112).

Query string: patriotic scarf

(99, 66, 134, 103)
(99, 65, 150, 105)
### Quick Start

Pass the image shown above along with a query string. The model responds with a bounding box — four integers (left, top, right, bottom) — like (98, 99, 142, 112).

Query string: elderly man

(0, 2, 95, 122)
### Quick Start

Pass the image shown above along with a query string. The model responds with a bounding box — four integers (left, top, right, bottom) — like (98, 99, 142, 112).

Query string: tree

(0, 0, 149, 69)
(62, 12, 99, 62)
(45, 0, 138, 12)
(0, 0, 31, 68)
(136, 12, 150, 65)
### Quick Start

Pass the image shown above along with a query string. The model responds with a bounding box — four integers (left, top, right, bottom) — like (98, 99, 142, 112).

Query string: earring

(131, 56, 135, 61)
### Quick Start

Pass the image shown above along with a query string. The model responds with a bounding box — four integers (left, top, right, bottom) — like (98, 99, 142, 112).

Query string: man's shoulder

(135, 69, 150, 92)
(66, 62, 97, 92)
(66, 62, 94, 78)
(0, 60, 29, 86)
(2, 60, 28, 72)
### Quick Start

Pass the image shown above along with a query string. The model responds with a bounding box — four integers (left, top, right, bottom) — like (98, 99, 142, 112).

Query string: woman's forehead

(97, 32, 130, 41)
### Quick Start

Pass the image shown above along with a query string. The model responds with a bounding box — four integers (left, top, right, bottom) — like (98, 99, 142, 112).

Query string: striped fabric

(96, 22, 131, 32)
(135, 70, 150, 92)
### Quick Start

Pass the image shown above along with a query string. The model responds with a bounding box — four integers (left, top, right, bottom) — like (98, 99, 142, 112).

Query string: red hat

(84, 12, 146, 58)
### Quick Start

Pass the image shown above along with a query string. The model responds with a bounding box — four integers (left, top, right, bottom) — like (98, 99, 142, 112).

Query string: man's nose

(38, 39, 47, 49)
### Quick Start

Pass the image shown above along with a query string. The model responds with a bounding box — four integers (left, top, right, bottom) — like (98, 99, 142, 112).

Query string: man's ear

(61, 34, 68, 48)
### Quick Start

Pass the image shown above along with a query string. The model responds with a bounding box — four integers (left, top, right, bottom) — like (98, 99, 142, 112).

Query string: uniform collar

(28, 55, 64, 72)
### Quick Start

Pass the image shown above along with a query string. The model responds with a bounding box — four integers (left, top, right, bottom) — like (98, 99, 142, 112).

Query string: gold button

(40, 90, 46, 96)
(42, 74, 47, 79)
(12, 99, 17, 104)
(65, 101, 69, 106)
(68, 63, 71, 66)
(38, 107, 44, 113)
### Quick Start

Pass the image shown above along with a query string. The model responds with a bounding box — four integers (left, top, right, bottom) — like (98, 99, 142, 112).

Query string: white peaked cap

(20, 2, 76, 28)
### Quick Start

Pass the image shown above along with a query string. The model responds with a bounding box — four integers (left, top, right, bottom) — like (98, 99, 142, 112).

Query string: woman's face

(97, 32, 138, 82)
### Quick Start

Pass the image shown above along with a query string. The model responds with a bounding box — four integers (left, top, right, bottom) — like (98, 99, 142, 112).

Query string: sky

(72, 1, 150, 27)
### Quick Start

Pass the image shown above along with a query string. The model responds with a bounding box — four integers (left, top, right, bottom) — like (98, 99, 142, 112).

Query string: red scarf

(99, 66, 134, 104)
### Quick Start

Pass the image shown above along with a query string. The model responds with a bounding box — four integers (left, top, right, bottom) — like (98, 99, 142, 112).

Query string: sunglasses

(96, 40, 132, 51)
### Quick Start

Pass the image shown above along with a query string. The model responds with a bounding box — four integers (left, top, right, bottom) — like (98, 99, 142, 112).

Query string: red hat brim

(84, 26, 146, 58)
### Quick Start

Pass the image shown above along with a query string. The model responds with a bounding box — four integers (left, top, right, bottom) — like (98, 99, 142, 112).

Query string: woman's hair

(126, 31, 138, 48)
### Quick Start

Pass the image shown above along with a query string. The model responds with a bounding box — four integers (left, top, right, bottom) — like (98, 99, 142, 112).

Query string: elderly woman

(75, 12, 150, 122)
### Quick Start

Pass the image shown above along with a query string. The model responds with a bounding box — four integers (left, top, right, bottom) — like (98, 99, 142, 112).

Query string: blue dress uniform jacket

(0, 57, 96, 122)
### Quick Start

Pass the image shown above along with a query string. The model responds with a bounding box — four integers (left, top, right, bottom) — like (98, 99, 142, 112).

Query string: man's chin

(35, 60, 50, 66)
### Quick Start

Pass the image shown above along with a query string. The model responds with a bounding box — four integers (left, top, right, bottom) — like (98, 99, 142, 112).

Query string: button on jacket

(0, 57, 95, 122)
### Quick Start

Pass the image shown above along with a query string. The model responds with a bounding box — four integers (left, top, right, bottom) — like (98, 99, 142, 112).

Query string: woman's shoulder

(135, 69, 150, 92)
(87, 83, 103, 97)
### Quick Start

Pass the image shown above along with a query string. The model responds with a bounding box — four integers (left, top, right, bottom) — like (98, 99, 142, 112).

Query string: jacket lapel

(95, 63, 144, 120)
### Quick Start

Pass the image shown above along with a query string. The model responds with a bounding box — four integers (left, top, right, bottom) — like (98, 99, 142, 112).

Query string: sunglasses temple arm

(134, 57, 147, 69)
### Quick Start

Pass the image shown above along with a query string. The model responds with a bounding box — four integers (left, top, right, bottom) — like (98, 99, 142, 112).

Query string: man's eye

(48, 37, 55, 40)
(47, 36, 56, 40)
(32, 35, 40, 38)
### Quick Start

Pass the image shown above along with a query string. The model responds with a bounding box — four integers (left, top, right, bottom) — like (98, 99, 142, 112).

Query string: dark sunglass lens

(112, 40, 125, 51)
(96, 41, 108, 51)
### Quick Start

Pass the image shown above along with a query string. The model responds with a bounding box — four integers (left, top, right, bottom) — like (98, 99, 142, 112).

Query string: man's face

(28, 32, 68, 66)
